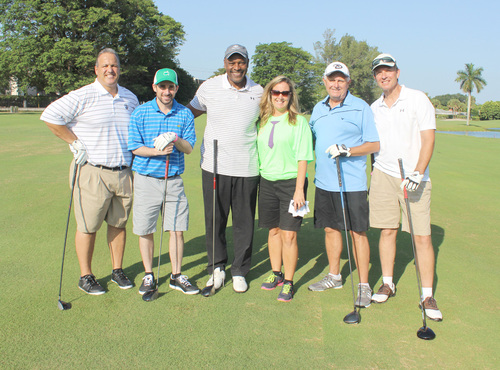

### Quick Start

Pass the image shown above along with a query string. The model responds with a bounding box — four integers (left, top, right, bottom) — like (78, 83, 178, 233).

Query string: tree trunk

(467, 91, 471, 126)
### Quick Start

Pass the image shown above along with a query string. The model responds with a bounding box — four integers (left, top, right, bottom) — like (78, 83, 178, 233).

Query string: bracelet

(173, 133, 179, 142)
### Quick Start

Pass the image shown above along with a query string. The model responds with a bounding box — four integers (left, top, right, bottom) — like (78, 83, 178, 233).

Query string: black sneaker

(277, 282, 294, 302)
(111, 268, 133, 289)
(139, 274, 156, 295)
(169, 275, 200, 295)
(261, 272, 284, 290)
(78, 274, 106, 295)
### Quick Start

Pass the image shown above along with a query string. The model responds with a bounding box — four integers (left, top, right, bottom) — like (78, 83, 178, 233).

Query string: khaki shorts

(369, 168, 431, 235)
(71, 162, 133, 233)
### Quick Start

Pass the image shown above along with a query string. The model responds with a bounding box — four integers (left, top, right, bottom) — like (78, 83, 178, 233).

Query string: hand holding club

(70, 139, 88, 165)
(400, 171, 423, 192)
(325, 144, 351, 159)
(154, 132, 178, 151)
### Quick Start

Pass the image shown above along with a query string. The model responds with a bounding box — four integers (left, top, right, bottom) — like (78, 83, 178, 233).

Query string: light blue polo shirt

(309, 92, 379, 192)
(128, 98, 196, 178)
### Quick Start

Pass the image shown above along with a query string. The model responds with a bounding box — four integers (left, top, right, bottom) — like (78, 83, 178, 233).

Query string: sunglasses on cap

(372, 56, 396, 69)
(271, 90, 292, 97)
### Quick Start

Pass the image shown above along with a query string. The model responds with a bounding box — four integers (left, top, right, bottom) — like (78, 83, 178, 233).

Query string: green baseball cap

(153, 68, 178, 85)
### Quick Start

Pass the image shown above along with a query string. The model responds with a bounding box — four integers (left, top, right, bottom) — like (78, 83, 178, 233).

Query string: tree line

(1, 1, 492, 120)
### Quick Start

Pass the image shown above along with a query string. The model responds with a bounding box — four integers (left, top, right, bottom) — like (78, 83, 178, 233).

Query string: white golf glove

(70, 139, 88, 165)
(400, 171, 424, 192)
(154, 132, 178, 151)
(325, 144, 351, 158)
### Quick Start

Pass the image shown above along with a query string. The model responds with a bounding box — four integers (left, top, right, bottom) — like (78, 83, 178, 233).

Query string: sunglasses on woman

(271, 90, 292, 97)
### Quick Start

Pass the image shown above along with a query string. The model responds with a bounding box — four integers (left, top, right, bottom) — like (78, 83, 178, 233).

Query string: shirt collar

(152, 97, 178, 115)
(93, 78, 121, 97)
(378, 85, 406, 107)
(222, 73, 251, 91)
(322, 91, 352, 109)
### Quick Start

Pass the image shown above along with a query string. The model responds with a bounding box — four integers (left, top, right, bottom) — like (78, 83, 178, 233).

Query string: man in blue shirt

(308, 62, 379, 308)
(128, 68, 198, 295)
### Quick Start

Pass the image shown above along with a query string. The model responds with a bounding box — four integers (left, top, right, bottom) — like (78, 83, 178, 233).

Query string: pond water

(436, 131, 500, 139)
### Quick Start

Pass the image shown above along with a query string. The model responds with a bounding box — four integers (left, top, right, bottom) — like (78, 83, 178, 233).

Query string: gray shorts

(132, 173, 189, 235)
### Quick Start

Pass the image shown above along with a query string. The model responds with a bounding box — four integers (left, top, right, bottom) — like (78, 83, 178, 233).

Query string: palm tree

(455, 63, 487, 125)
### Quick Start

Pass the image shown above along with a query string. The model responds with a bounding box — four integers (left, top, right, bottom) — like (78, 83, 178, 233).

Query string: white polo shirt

(190, 74, 263, 177)
(371, 85, 436, 181)
(41, 79, 139, 167)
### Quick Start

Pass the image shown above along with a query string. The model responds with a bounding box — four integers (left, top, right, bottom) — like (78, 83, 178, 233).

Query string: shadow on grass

(104, 220, 444, 297)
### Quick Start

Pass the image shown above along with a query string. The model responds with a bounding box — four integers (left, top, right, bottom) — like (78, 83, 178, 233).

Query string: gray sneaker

(355, 285, 373, 307)
(308, 274, 343, 291)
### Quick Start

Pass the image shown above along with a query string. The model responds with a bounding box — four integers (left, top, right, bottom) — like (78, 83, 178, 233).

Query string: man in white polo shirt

(187, 44, 263, 293)
(369, 53, 442, 321)
(41, 48, 139, 295)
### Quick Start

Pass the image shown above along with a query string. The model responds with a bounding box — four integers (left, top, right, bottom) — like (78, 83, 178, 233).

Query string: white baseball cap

(324, 62, 350, 78)
(372, 53, 397, 71)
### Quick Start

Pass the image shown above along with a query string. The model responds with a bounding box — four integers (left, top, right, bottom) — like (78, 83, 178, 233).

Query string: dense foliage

(0, 0, 197, 103)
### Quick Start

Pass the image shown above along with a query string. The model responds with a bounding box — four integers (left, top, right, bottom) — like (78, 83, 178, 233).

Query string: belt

(145, 174, 178, 180)
(90, 164, 129, 171)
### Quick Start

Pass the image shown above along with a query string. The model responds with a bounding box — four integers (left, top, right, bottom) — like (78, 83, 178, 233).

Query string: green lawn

(1, 113, 499, 368)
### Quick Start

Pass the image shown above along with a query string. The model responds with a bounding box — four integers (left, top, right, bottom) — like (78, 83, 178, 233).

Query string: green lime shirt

(257, 113, 314, 181)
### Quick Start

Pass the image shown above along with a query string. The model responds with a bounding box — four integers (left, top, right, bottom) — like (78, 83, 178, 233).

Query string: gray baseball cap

(224, 44, 248, 60)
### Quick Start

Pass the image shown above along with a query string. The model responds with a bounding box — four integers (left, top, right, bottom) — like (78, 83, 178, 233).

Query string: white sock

(382, 276, 393, 288)
(421, 287, 433, 299)
(359, 283, 370, 288)
(329, 273, 341, 280)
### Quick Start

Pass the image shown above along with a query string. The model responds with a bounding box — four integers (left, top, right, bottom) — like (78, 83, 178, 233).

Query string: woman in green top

(257, 75, 314, 302)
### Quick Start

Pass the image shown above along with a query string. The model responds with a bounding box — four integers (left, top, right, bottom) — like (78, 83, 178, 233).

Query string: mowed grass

(1, 113, 499, 368)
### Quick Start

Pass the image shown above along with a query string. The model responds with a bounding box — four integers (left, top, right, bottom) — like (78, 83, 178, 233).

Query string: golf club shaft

(212, 139, 217, 277)
(58, 163, 79, 300)
(156, 154, 170, 287)
(398, 158, 428, 328)
(335, 158, 357, 311)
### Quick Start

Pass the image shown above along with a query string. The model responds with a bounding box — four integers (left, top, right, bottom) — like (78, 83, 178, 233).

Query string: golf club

(143, 154, 170, 302)
(202, 139, 218, 297)
(57, 163, 79, 311)
(398, 158, 436, 340)
(335, 158, 361, 324)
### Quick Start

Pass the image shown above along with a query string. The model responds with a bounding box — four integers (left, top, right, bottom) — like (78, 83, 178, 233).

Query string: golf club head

(417, 326, 436, 340)
(343, 310, 361, 324)
(142, 289, 159, 302)
(57, 300, 72, 311)
(201, 285, 215, 297)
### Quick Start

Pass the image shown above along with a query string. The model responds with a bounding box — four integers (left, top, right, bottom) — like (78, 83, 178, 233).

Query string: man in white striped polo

(42, 48, 139, 295)
(187, 44, 263, 293)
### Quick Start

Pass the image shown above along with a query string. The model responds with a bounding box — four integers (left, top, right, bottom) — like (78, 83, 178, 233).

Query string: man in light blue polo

(128, 68, 198, 295)
(308, 62, 379, 308)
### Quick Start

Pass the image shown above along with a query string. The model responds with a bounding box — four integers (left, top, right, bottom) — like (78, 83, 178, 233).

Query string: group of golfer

(41, 43, 442, 322)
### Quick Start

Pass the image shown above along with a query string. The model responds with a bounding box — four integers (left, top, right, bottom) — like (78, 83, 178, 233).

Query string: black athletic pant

(202, 170, 259, 276)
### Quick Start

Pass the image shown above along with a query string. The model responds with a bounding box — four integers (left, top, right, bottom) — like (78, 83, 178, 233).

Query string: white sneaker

(232, 276, 248, 293)
(206, 267, 225, 290)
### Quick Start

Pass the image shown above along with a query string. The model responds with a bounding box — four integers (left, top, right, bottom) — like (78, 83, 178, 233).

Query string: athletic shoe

(169, 275, 200, 295)
(111, 268, 133, 289)
(261, 272, 284, 290)
(308, 274, 343, 291)
(206, 267, 226, 290)
(233, 276, 248, 293)
(277, 282, 294, 302)
(420, 297, 443, 322)
(372, 283, 397, 303)
(138, 274, 155, 295)
(355, 285, 373, 308)
(78, 274, 105, 295)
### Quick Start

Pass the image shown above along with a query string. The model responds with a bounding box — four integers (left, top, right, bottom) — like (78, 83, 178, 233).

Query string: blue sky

(155, 0, 499, 104)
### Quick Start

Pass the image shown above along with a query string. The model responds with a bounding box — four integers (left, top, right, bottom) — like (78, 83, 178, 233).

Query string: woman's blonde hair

(258, 75, 300, 128)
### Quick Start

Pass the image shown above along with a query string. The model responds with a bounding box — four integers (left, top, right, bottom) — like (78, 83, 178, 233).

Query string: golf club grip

(165, 154, 170, 178)
(335, 157, 342, 188)
(398, 158, 409, 199)
(213, 139, 218, 187)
